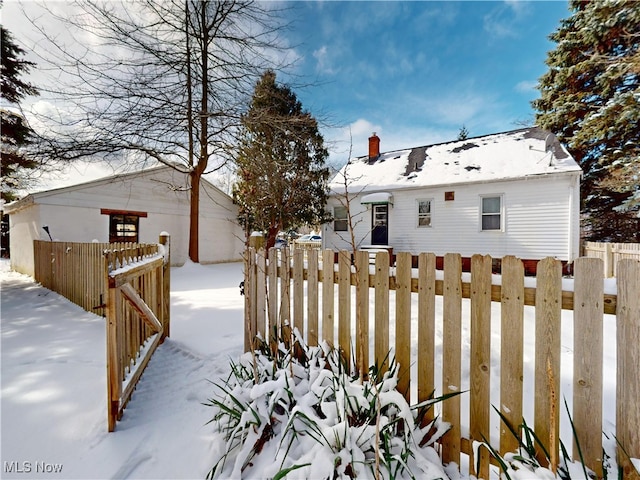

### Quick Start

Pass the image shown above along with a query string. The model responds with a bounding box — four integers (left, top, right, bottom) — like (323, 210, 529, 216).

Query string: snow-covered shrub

(205, 335, 454, 479)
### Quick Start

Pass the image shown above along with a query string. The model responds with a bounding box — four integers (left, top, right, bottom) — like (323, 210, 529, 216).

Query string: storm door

(371, 204, 388, 245)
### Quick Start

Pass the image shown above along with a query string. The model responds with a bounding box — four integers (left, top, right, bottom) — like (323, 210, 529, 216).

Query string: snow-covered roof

(3, 164, 227, 214)
(329, 127, 581, 194)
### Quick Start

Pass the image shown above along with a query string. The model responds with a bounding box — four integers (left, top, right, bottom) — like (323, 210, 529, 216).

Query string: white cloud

(515, 80, 538, 93)
(483, 1, 531, 39)
(312, 45, 336, 75)
(321, 118, 458, 169)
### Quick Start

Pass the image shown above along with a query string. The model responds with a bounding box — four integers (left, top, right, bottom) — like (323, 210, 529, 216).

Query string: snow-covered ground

(0, 258, 623, 479)
(1, 259, 244, 479)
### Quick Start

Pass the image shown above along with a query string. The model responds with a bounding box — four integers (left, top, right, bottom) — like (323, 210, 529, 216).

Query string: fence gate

(105, 234, 170, 431)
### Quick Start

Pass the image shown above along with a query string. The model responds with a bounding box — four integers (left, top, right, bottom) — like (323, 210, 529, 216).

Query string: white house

(323, 127, 582, 269)
(5, 165, 244, 276)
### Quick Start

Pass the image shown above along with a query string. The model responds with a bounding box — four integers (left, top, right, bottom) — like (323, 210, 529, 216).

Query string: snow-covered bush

(205, 335, 453, 479)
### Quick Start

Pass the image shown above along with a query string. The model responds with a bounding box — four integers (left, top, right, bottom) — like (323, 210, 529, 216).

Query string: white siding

(7, 167, 243, 276)
(198, 181, 245, 264)
(324, 173, 580, 261)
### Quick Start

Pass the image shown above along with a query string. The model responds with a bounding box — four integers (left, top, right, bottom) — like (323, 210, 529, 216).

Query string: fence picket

(293, 249, 304, 338)
(499, 255, 525, 455)
(395, 252, 412, 402)
(355, 250, 370, 378)
(268, 248, 278, 348)
(256, 250, 267, 341)
(469, 254, 492, 478)
(534, 257, 562, 471)
(307, 249, 319, 347)
(617, 259, 640, 479)
(374, 251, 390, 376)
(573, 257, 604, 477)
(280, 248, 290, 330)
(322, 249, 335, 347)
(417, 252, 436, 419)
(442, 253, 462, 466)
(338, 250, 351, 366)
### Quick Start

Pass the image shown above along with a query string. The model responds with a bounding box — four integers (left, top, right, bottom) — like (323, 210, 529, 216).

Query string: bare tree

(22, 0, 291, 261)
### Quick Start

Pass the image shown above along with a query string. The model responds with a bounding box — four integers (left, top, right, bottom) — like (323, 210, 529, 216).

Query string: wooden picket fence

(34, 239, 168, 316)
(33, 236, 171, 431)
(584, 241, 640, 277)
(34, 240, 113, 314)
(105, 235, 171, 431)
(244, 247, 640, 479)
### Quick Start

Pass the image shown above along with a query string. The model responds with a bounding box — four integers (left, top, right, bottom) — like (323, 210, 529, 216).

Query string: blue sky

(3, 0, 571, 186)
(279, 1, 570, 165)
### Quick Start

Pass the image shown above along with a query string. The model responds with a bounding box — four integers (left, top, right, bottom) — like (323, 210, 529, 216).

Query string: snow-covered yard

(1, 259, 244, 479)
(0, 258, 626, 479)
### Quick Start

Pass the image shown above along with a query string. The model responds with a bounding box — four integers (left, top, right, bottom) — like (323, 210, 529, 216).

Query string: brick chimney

(368, 132, 380, 161)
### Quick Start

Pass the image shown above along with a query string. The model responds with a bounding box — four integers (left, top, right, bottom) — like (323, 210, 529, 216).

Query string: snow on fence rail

(584, 241, 640, 277)
(244, 247, 640, 479)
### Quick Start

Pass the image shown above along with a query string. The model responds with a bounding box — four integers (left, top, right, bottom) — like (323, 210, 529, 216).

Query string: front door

(371, 204, 388, 245)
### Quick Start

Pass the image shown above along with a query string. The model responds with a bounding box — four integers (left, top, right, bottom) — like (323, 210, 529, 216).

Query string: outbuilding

(5, 165, 244, 276)
(323, 127, 582, 269)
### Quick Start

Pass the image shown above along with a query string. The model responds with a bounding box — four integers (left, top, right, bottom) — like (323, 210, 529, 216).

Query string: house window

(109, 214, 139, 243)
(417, 199, 432, 227)
(481, 196, 502, 231)
(333, 206, 348, 231)
(101, 208, 147, 243)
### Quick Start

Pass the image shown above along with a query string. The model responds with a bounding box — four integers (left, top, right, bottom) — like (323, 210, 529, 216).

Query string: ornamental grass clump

(205, 333, 455, 480)
(481, 402, 600, 479)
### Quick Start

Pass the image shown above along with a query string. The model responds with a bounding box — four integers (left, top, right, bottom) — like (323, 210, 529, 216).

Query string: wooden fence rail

(244, 247, 640, 479)
(584, 241, 640, 277)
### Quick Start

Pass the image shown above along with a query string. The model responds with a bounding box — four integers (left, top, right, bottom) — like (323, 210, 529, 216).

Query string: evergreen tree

(1, 26, 39, 203)
(234, 71, 331, 249)
(533, 0, 640, 241)
(457, 125, 469, 141)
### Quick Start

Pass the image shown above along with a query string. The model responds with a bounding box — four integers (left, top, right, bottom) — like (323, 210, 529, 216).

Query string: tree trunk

(266, 224, 279, 251)
(188, 170, 200, 263)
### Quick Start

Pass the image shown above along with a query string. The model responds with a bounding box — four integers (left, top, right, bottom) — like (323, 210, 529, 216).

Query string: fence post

(159, 233, 170, 340)
(617, 259, 640, 479)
